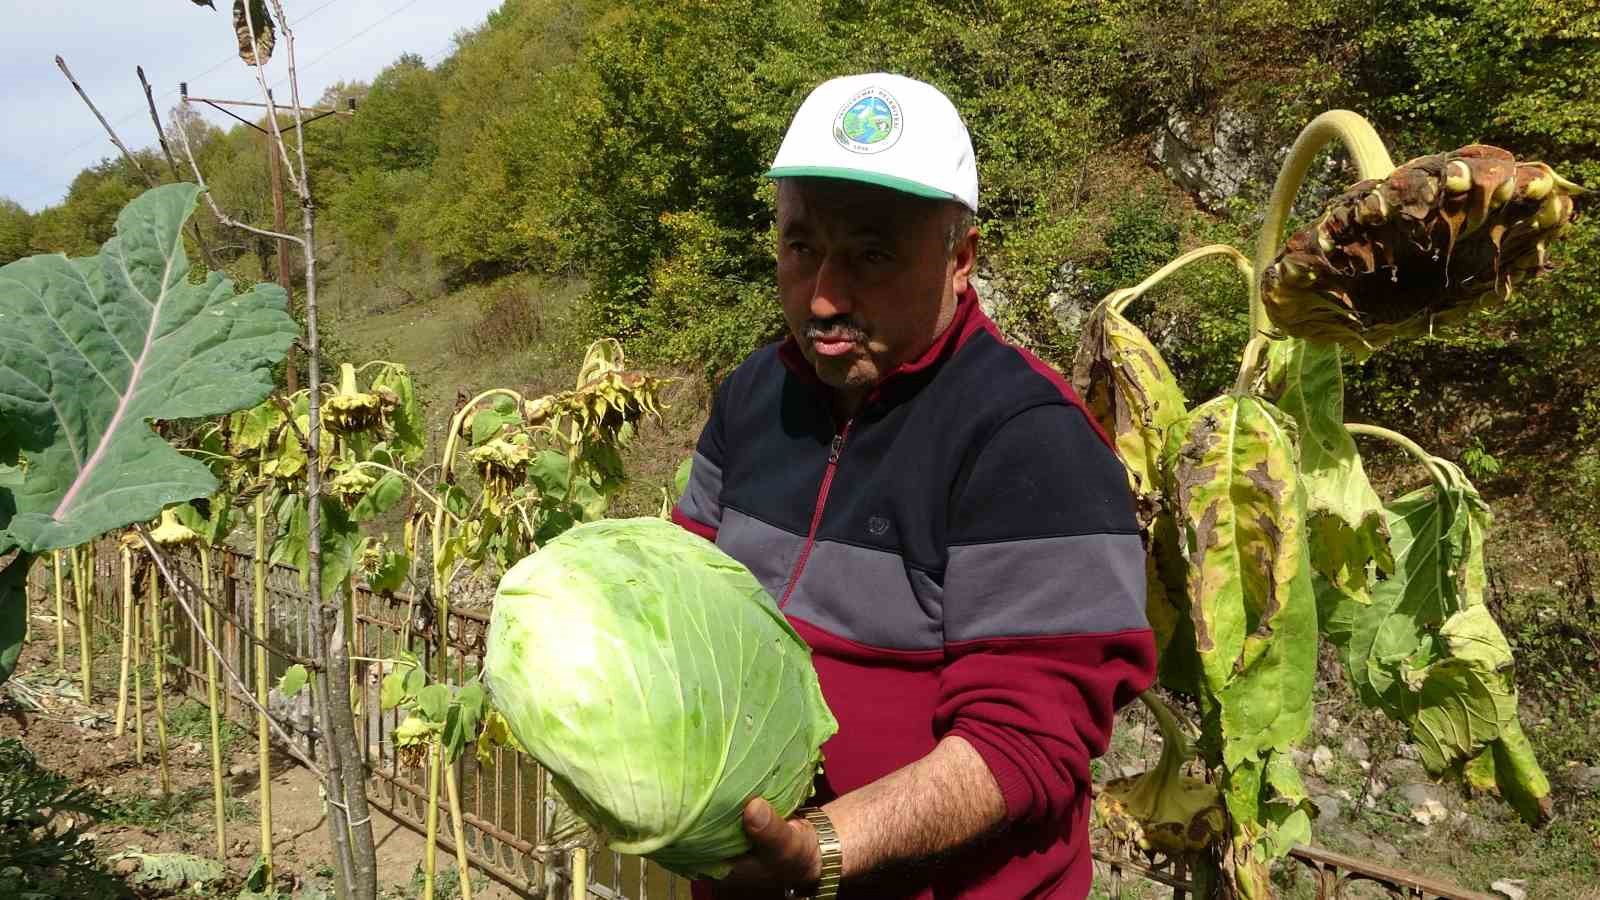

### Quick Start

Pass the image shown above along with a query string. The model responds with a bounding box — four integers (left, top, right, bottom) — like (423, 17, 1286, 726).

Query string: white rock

(1341, 735, 1370, 761)
(1491, 878, 1528, 900)
(1311, 745, 1335, 775)
(1410, 798, 1447, 825)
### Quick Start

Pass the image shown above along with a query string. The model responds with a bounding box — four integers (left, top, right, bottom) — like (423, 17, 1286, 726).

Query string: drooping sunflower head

(1262, 145, 1582, 353)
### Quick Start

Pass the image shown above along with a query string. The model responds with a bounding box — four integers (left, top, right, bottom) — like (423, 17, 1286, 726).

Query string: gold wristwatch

(793, 806, 842, 899)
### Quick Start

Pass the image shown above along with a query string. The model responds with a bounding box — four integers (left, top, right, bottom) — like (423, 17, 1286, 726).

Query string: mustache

(804, 316, 867, 342)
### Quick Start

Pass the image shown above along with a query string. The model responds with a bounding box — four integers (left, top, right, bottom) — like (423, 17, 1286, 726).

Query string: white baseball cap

(767, 73, 979, 212)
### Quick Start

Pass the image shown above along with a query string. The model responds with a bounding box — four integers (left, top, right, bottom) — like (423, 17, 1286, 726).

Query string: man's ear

(951, 225, 979, 296)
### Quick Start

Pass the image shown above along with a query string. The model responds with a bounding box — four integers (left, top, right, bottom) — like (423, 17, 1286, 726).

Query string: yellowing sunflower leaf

(1266, 338, 1391, 604)
(1161, 394, 1317, 869)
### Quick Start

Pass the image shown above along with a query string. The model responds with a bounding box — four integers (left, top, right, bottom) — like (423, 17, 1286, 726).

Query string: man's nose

(809, 253, 851, 319)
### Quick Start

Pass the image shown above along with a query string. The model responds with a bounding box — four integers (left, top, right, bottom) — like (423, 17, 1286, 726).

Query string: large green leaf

(1339, 461, 1549, 820)
(269, 495, 362, 600)
(0, 183, 296, 553)
(0, 552, 33, 686)
(1266, 339, 1391, 603)
(1161, 394, 1317, 875)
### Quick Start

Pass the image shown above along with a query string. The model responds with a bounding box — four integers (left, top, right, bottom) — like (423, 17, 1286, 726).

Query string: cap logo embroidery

(833, 87, 902, 154)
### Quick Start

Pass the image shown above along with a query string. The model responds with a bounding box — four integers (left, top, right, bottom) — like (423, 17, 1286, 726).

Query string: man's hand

(718, 797, 821, 897)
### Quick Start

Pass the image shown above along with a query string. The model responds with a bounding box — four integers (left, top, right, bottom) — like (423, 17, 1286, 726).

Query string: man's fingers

(742, 797, 784, 848)
(740, 797, 818, 881)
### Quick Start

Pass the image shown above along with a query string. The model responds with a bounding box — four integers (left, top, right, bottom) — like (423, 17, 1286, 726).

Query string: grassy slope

(326, 274, 708, 520)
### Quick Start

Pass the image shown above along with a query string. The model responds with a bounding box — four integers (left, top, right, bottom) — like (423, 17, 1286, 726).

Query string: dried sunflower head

(327, 465, 377, 505)
(149, 508, 201, 547)
(1262, 145, 1582, 353)
(322, 363, 397, 436)
(469, 434, 535, 508)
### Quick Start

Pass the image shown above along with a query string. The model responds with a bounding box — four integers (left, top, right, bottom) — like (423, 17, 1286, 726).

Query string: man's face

(775, 178, 975, 398)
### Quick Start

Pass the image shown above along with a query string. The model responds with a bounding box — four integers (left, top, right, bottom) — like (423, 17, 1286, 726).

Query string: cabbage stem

(132, 606, 145, 764)
(445, 764, 474, 900)
(73, 546, 93, 702)
(424, 741, 442, 900)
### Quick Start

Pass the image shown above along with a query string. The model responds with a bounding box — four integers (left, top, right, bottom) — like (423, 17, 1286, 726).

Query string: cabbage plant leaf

(485, 517, 836, 878)
(0, 183, 296, 553)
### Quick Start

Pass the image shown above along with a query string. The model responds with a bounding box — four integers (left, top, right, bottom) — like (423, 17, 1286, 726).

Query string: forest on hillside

(3, 0, 1597, 559)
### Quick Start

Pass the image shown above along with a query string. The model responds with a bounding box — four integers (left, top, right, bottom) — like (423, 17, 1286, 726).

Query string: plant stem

(1137, 689, 1192, 765)
(424, 741, 442, 900)
(74, 546, 92, 703)
(53, 550, 65, 672)
(132, 605, 145, 765)
(1237, 111, 1396, 391)
(202, 545, 227, 859)
(1107, 244, 1254, 316)
(1345, 423, 1452, 493)
(571, 848, 589, 899)
(255, 493, 275, 885)
(148, 565, 171, 796)
(114, 546, 134, 737)
(445, 763, 475, 900)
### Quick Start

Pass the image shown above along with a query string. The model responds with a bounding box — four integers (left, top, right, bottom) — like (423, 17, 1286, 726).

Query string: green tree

(0, 198, 32, 265)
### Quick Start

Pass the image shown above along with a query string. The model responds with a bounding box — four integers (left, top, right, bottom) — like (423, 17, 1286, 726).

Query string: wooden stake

(255, 494, 275, 884)
(148, 566, 172, 795)
(114, 546, 135, 736)
(74, 547, 92, 702)
(52, 550, 65, 672)
(202, 546, 227, 858)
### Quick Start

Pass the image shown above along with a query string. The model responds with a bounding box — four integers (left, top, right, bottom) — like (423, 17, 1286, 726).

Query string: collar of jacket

(776, 283, 990, 408)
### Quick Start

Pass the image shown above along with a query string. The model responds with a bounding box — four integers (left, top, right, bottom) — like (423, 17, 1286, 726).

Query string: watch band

(797, 806, 843, 899)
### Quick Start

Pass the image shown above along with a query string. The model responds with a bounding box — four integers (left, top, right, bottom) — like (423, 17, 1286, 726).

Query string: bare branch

(267, 0, 313, 196)
(135, 525, 327, 781)
(238, 1, 305, 196)
(136, 65, 222, 271)
(55, 55, 156, 188)
(171, 107, 304, 246)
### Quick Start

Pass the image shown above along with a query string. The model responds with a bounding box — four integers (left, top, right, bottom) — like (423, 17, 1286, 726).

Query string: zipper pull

(829, 433, 845, 463)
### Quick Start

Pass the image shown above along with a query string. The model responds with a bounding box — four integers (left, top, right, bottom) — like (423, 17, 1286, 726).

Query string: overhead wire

(44, 0, 423, 181)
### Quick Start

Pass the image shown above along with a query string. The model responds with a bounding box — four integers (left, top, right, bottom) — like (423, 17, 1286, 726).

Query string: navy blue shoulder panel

(714, 342, 836, 539)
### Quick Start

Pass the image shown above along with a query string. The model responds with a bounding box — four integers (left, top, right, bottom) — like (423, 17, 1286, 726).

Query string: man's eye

(861, 249, 892, 264)
(788, 241, 813, 255)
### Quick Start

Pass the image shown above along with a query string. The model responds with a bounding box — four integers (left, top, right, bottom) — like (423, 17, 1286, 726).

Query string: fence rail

(31, 541, 1495, 900)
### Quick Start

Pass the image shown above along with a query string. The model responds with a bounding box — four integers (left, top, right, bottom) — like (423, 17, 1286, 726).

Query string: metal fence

(45, 540, 1494, 900)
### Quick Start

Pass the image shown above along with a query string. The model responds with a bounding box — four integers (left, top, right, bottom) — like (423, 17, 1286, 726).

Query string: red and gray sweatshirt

(672, 286, 1157, 898)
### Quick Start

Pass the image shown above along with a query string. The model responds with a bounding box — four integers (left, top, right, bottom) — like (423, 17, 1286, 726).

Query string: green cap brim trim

(765, 166, 958, 203)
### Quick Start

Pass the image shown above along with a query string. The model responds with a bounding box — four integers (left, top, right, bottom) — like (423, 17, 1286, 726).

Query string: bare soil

(2, 630, 519, 899)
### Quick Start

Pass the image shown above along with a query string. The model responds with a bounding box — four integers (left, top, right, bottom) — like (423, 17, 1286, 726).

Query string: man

(671, 73, 1156, 899)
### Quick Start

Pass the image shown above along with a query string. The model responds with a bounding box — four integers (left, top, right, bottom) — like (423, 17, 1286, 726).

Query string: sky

(0, 0, 506, 212)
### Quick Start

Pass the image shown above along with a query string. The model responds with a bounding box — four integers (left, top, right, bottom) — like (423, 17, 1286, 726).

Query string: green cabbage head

(483, 516, 837, 878)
